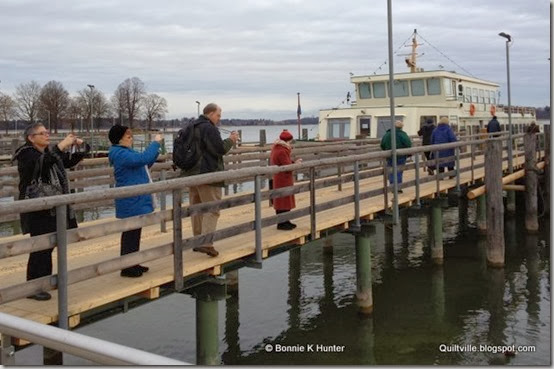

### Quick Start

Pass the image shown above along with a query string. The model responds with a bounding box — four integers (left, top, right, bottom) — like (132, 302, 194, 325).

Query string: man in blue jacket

(181, 103, 239, 257)
(108, 125, 162, 277)
(487, 116, 501, 134)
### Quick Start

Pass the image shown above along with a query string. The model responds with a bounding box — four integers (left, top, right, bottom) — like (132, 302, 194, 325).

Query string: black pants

(438, 166, 455, 173)
(121, 228, 142, 256)
(276, 209, 290, 225)
(27, 248, 54, 281)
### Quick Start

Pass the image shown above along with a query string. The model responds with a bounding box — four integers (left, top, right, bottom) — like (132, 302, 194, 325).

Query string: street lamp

(195, 101, 200, 117)
(498, 32, 513, 174)
(46, 110, 50, 131)
(87, 84, 95, 157)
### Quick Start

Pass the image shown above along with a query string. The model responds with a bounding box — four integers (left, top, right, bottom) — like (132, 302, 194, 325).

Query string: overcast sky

(0, 0, 550, 120)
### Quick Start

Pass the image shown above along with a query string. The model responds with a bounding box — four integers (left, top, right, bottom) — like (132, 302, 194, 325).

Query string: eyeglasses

(32, 131, 50, 136)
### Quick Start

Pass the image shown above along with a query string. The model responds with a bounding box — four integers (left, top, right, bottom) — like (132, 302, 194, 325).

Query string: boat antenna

(404, 29, 420, 73)
(416, 32, 476, 78)
(370, 31, 415, 75)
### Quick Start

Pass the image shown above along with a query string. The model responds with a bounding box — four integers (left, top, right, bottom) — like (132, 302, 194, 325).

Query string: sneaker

(277, 222, 296, 230)
(121, 267, 143, 278)
(26, 291, 51, 301)
(136, 265, 149, 273)
(193, 246, 219, 257)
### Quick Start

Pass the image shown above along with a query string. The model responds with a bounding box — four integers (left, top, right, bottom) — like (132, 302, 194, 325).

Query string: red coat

(270, 141, 296, 211)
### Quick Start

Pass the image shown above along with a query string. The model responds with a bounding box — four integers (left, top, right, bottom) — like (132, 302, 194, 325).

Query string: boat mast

(405, 29, 419, 73)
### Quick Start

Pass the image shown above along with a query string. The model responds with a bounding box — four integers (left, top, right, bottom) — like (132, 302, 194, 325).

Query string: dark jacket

(108, 142, 160, 219)
(270, 140, 296, 211)
(487, 117, 501, 133)
(181, 115, 234, 186)
(380, 128, 412, 159)
(13, 143, 89, 235)
(418, 122, 436, 145)
(431, 123, 457, 168)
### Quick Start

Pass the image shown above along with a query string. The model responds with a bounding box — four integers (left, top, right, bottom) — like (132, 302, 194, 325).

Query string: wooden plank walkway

(0, 149, 528, 336)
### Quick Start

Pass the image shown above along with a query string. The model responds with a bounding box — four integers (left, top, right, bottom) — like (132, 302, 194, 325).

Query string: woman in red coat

(270, 130, 302, 230)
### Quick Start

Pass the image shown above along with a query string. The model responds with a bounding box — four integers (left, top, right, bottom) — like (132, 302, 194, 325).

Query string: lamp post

(87, 84, 95, 157)
(195, 101, 200, 117)
(46, 110, 50, 131)
(498, 32, 513, 174)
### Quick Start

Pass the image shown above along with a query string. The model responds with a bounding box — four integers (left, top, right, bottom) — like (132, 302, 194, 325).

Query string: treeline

(535, 106, 550, 120)
(220, 117, 318, 126)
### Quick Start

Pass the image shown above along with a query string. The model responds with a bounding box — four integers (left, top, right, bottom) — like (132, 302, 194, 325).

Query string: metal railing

(0, 312, 188, 365)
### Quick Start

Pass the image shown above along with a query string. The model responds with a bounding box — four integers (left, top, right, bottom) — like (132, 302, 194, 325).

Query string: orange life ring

(490, 105, 496, 116)
(469, 103, 476, 116)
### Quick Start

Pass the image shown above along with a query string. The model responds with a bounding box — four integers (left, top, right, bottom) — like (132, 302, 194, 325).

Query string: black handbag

(25, 154, 64, 199)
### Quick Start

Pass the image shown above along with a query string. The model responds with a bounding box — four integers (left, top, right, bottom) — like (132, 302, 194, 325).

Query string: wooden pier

(0, 130, 548, 364)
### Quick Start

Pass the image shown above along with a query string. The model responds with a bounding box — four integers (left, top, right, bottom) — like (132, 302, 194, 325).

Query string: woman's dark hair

(23, 123, 45, 144)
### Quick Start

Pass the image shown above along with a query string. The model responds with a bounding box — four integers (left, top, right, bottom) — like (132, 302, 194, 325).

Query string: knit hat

(279, 130, 293, 141)
(109, 125, 129, 144)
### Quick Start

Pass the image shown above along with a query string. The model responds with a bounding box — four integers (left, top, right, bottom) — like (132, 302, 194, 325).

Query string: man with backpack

(175, 103, 238, 257)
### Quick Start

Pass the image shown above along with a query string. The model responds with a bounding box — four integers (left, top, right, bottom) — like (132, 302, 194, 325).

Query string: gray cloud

(0, 0, 549, 119)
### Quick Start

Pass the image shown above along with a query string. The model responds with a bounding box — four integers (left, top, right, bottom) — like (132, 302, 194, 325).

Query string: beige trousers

(189, 185, 222, 245)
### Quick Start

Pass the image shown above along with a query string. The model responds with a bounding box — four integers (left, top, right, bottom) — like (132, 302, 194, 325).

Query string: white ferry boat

(318, 30, 536, 140)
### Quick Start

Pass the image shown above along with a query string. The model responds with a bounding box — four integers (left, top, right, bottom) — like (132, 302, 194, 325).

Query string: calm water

(13, 195, 551, 365)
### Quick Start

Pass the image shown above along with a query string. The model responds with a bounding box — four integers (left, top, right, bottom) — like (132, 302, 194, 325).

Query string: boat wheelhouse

(318, 32, 536, 140)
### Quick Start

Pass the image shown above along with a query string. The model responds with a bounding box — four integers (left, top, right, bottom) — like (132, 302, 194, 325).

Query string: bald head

(203, 103, 222, 124)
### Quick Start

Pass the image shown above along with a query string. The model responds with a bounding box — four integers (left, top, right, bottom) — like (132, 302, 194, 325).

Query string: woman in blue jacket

(108, 125, 162, 277)
(431, 117, 457, 174)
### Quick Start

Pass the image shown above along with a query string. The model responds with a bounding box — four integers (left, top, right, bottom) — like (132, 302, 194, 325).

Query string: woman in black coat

(12, 123, 89, 300)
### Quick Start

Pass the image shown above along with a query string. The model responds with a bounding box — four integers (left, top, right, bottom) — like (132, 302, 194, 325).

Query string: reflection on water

(14, 199, 551, 365)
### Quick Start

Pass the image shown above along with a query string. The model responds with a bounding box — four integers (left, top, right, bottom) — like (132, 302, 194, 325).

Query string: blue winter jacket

(431, 124, 457, 168)
(108, 142, 161, 218)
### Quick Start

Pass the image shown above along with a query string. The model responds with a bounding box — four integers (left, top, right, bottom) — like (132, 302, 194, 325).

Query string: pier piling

(431, 200, 443, 265)
(524, 132, 539, 232)
(477, 194, 487, 234)
(485, 140, 505, 267)
(194, 282, 226, 365)
(355, 226, 373, 315)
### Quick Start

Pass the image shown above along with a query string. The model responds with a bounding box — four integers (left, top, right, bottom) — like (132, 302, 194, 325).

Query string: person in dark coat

(380, 121, 412, 193)
(487, 116, 501, 134)
(270, 130, 302, 230)
(431, 117, 458, 174)
(13, 123, 89, 301)
(417, 118, 436, 175)
(108, 125, 163, 277)
(181, 103, 239, 257)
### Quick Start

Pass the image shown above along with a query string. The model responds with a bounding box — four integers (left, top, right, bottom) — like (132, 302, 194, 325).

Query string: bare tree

(76, 88, 110, 132)
(115, 77, 146, 128)
(0, 93, 16, 134)
(14, 81, 42, 124)
(111, 89, 127, 125)
(67, 97, 83, 132)
(143, 93, 168, 130)
(39, 80, 70, 133)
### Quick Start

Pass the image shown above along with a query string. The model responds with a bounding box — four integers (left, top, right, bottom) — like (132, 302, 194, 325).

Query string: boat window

(411, 79, 425, 96)
(491, 92, 497, 104)
(328, 118, 351, 139)
(359, 83, 371, 99)
(485, 91, 491, 104)
(444, 78, 454, 96)
(427, 78, 441, 95)
(373, 82, 386, 98)
(479, 89, 484, 103)
(392, 80, 409, 97)
(472, 88, 478, 102)
(465, 87, 471, 102)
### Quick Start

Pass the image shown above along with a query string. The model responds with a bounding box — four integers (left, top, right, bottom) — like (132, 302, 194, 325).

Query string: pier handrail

(0, 312, 188, 365)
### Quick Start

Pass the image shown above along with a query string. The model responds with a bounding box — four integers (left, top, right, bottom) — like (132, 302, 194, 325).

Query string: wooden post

(355, 227, 373, 315)
(485, 140, 505, 267)
(477, 194, 487, 234)
(544, 125, 550, 214)
(0, 333, 15, 365)
(524, 132, 539, 232)
(259, 129, 266, 146)
(172, 189, 183, 291)
(431, 200, 443, 265)
(194, 284, 224, 365)
(225, 270, 239, 297)
(160, 170, 167, 233)
(302, 128, 308, 140)
(323, 234, 333, 255)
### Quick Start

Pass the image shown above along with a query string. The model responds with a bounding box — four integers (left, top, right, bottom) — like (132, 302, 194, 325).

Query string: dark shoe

(427, 168, 434, 175)
(27, 291, 51, 301)
(285, 221, 297, 229)
(398, 189, 403, 193)
(121, 267, 143, 278)
(136, 265, 149, 273)
(193, 246, 219, 257)
(277, 222, 296, 230)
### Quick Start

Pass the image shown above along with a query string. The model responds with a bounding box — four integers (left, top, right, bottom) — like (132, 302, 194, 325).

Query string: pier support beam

(477, 194, 487, 234)
(193, 282, 226, 365)
(355, 227, 373, 315)
(485, 140, 505, 267)
(323, 234, 333, 255)
(431, 200, 443, 265)
(288, 248, 301, 329)
(524, 132, 539, 232)
(506, 191, 516, 215)
(225, 270, 239, 297)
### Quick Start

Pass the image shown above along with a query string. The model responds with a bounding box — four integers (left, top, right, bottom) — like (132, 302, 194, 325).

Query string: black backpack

(173, 121, 200, 170)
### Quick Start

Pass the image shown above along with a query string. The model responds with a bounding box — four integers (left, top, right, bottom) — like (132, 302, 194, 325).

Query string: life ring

(490, 105, 496, 116)
(469, 103, 476, 116)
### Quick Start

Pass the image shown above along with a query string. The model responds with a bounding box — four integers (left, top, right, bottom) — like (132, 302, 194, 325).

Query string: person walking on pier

(13, 123, 89, 300)
(180, 103, 239, 257)
(270, 130, 302, 230)
(108, 125, 163, 277)
(380, 120, 412, 193)
(417, 118, 436, 175)
(487, 115, 501, 135)
(431, 117, 458, 175)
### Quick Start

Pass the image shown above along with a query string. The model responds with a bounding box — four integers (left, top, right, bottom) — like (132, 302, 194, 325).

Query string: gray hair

(23, 123, 45, 144)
